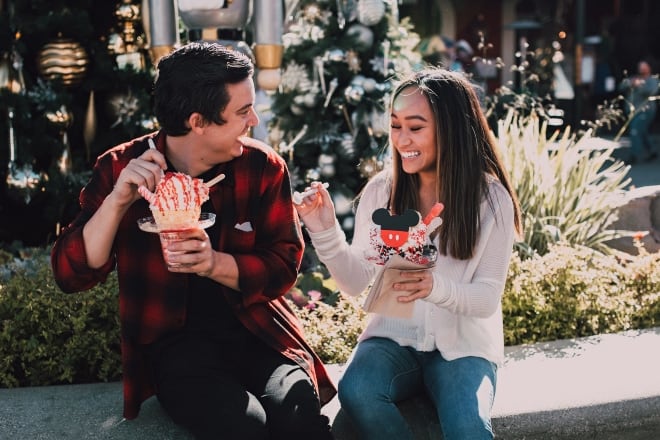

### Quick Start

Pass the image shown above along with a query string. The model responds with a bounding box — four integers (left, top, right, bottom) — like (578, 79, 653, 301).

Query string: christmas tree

(268, 0, 420, 237)
(0, 0, 157, 245)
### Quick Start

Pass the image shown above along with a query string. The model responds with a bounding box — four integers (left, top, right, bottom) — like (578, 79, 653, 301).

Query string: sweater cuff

(425, 272, 451, 304)
(306, 221, 346, 260)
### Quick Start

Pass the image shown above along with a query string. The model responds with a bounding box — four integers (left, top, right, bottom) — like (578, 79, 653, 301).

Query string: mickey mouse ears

(372, 208, 422, 231)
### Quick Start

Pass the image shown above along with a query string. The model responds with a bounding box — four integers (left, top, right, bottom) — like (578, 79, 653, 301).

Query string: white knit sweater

(307, 171, 516, 366)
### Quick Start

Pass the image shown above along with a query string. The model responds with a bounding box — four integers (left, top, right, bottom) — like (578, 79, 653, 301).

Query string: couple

(51, 42, 521, 440)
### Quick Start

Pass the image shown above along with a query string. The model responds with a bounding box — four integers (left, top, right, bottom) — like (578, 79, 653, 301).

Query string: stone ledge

(607, 185, 660, 254)
(1, 327, 659, 439)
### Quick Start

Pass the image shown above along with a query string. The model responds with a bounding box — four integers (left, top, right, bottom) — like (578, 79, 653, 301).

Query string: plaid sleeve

(233, 147, 304, 307)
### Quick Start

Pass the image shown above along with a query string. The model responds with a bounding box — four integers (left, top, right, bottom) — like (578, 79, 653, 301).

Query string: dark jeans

(146, 329, 333, 440)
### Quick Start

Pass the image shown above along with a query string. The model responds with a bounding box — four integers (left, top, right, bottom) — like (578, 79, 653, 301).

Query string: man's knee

(157, 382, 268, 440)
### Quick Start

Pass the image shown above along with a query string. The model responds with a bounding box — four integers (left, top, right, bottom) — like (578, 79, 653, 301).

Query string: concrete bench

(1, 327, 660, 439)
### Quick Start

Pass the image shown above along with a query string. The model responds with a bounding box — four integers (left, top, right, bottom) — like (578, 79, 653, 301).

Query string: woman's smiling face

(390, 86, 438, 176)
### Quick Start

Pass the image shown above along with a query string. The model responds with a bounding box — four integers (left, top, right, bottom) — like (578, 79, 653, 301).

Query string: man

(619, 60, 660, 163)
(51, 42, 335, 439)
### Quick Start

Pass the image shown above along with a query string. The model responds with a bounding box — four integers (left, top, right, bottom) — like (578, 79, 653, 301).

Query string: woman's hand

(293, 181, 338, 233)
(394, 268, 434, 303)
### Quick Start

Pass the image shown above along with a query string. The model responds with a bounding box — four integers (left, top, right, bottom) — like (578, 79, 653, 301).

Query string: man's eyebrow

(235, 103, 253, 113)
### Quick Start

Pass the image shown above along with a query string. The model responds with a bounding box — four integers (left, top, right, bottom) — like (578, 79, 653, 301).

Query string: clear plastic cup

(137, 213, 216, 269)
(158, 229, 192, 269)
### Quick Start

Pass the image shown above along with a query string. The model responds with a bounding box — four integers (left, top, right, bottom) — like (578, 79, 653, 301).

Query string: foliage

(269, 0, 420, 236)
(0, 247, 121, 388)
(503, 239, 660, 346)
(483, 37, 560, 132)
(497, 110, 632, 257)
(1, 240, 658, 385)
(287, 294, 367, 365)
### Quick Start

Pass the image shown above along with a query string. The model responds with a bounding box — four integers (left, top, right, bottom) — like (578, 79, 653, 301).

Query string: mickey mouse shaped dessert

(367, 203, 444, 266)
(372, 208, 421, 248)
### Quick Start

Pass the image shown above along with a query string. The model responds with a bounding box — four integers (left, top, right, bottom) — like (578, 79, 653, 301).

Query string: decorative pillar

(253, 0, 284, 90)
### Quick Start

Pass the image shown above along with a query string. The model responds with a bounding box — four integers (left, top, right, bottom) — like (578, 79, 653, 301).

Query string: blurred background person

(619, 59, 660, 163)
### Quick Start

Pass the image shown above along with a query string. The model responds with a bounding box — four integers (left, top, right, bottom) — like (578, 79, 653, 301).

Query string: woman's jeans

(338, 337, 497, 440)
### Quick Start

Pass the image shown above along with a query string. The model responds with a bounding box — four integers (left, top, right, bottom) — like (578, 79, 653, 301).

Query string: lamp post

(574, 0, 585, 127)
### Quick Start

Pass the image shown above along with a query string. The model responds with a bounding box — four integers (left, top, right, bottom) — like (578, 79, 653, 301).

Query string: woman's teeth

(401, 151, 420, 158)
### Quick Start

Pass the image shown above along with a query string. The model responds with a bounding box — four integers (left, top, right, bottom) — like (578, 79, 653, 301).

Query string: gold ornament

(45, 105, 74, 174)
(303, 3, 322, 21)
(346, 50, 361, 74)
(116, 0, 141, 53)
(115, 0, 146, 70)
(358, 155, 383, 179)
(0, 49, 26, 93)
(83, 91, 97, 161)
(37, 38, 89, 87)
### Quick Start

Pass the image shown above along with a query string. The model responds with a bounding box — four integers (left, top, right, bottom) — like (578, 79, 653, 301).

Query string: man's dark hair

(154, 42, 254, 136)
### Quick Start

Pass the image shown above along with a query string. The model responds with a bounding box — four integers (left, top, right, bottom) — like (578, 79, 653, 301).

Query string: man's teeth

(401, 151, 420, 158)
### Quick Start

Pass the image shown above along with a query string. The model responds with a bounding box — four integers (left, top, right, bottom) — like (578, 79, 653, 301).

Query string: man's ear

(188, 112, 206, 133)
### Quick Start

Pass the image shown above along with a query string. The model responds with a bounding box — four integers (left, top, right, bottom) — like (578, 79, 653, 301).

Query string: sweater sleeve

(306, 175, 389, 296)
(425, 182, 516, 318)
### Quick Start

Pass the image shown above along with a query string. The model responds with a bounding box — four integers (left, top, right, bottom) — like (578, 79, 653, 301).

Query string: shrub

(2, 242, 658, 387)
(497, 111, 632, 257)
(288, 294, 367, 364)
(0, 248, 121, 388)
(503, 239, 660, 345)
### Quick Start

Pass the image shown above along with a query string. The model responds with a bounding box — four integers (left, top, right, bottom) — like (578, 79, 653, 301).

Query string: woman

(295, 68, 522, 440)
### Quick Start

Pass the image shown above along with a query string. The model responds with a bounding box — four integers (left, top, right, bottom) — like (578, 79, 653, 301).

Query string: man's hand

(110, 148, 167, 209)
(162, 228, 216, 277)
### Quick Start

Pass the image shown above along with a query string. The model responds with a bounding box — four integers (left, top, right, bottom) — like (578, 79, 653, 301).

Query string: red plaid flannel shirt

(51, 132, 336, 419)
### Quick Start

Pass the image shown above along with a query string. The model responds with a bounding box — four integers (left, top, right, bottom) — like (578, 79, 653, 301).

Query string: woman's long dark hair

(389, 68, 522, 260)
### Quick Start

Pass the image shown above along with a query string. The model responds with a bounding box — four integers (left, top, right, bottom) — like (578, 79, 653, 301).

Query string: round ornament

(290, 103, 305, 115)
(344, 84, 365, 105)
(306, 168, 321, 182)
(257, 68, 281, 91)
(37, 38, 89, 87)
(346, 24, 374, 52)
(342, 215, 355, 231)
(332, 192, 353, 216)
(357, 0, 386, 26)
(361, 77, 378, 93)
(318, 154, 336, 178)
(303, 92, 318, 107)
(370, 109, 389, 136)
(324, 48, 346, 63)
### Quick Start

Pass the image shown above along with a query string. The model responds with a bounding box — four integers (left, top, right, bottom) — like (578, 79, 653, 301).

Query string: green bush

(0, 248, 121, 388)
(497, 111, 632, 257)
(503, 240, 660, 345)
(1, 242, 658, 387)
(288, 294, 367, 364)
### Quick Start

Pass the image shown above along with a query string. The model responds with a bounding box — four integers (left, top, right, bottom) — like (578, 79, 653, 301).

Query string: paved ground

(1, 327, 659, 439)
(611, 135, 660, 188)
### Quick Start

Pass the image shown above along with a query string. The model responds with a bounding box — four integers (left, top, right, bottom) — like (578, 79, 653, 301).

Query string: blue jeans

(629, 107, 656, 160)
(338, 337, 497, 440)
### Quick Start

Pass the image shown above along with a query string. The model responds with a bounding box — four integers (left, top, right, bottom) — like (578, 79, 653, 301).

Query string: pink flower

(287, 288, 308, 308)
(305, 290, 322, 310)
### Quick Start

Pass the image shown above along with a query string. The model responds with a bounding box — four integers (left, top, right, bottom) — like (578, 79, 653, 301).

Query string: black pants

(146, 329, 333, 440)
